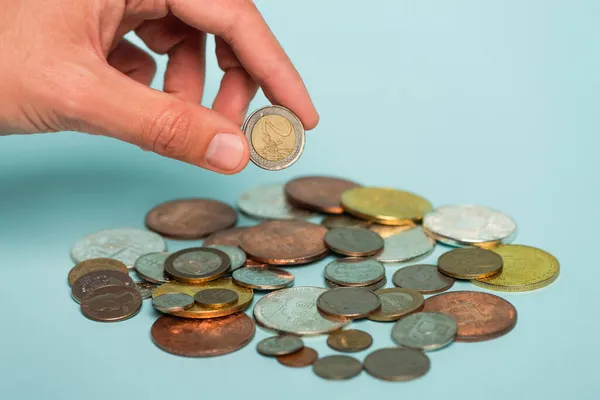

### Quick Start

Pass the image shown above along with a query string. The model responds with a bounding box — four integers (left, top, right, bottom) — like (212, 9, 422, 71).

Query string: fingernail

(205, 133, 245, 171)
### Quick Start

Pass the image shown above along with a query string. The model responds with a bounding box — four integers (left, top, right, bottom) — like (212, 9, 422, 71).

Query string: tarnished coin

(164, 247, 230, 284)
(392, 264, 455, 294)
(369, 223, 415, 238)
(71, 228, 167, 266)
(203, 227, 251, 247)
(423, 291, 517, 342)
(313, 355, 363, 380)
(321, 214, 372, 230)
(206, 245, 246, 272)
(237, 183, 316, 220)
(71, 270, 134, 303)
(68, 258, 128, 286)
(368, 288, 425, 322)
(324, 258, 386, 287)
(81, 285, 142, 322)
(152, 293, 195, 313)
(423, 204, 517, 248)
(151, 313, 255, 357)
(392, 312, 457, 351)
(324, 228, 384, 257)
(257, 335, 304, 357)
(377, 227, 435, 263)
(232, 267, 294, 290)
(364, 347, 430, 381)
(133, 252, 170, 284)
(438, 247, 503, 279)
(325, 277, 387, 291)
(193, 288, 238, 309)
(240, 220, 328, 265)
(253, 287, 348, 336)
(317, 287, 381, 319)
(133, 281, 159, 299)
(327, 329, 373, 353)
(277, 347, 318, 367)
(284, 176, 360, 214)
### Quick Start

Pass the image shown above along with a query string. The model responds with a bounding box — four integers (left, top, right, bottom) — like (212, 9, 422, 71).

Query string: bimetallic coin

(284, 176, 360, 214)
(244, 105, 305, 171)
(164, 247, 230, 284)
(368, 288, 425, 322)
(81, 285, 142, 322)
(423, 204, 517, 248)
(133, 281, 159, 299)
(313, 355, 362, 380)
(237, 184, 316, 220)
(369, 223, 415, 238)
(364, 348, 430, 382)
(71, 228, 167, 266)
(193, 288, 238, 309)
(392, 312, 457, 351)
(438, 247, 503, 279)
(327, 329, 373, 353)
(133, 252, 170, 284)
(152, 293, 195, 313)
(202, 227, 251, 247)
(257, 335, 304, 357)
(324, 228, 384, 257)
(376, 227, 435, 263)
(71, 270, 134, 303)
(317, 287, 381, 319)
(277, 347, 318, 367)
(325, 277, 387, 291)
(68, 258, 128, 287)
(206, 245, 246, 272)
(324, 258, 385, 287)
(232, 267, 294, 290)
(392, 264, 455, 294)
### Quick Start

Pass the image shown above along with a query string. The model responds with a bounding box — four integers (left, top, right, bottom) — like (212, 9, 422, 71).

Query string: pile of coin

(66, 175, 560, 381)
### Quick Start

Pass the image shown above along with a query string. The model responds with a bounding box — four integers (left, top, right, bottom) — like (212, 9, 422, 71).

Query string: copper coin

(232, 266, 295, 290)
(71, 270, 133, 303)
(164, 247, 230, 284)
(321, 214, 372, 230)
(284, 176, 360, 214)
(325, 276, 387, 291)
(364, 347, 430, 381)
(151, 313, 255, 357)
(438, 248, 503, 279)
(133, 281, 159, 299)
(203, 227, 252, 247)
(193, 288, 239, 309)
(392, 264, 455, 294)
(324, 228, 384, 257)
(152, 293, 195, 313)
(240, 220, 328, 265)
(423, 291, 517, 342)
(81, 285, 142, 322)
(277, 346, 318, 367)
(368, 288, 425, 322)
(257, 335, 304, 356)
(145, 199, 237, 239)
(327, 329, 373, 352)
(313, 355, 363, 380)
(317, 287, 381, 319)
(68, 258, 128, 287)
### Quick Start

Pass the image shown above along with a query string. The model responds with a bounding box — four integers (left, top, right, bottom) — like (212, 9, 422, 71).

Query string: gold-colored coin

(67, 258, 128, 286)
(473, 244, 559, 292)
(153, 278, 253, 318)
(341, 187, 433, 225)
(369, 223, 415, 238)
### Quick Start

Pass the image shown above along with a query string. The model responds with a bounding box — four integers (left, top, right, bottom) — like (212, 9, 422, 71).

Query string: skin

(0, 0, 319, 174)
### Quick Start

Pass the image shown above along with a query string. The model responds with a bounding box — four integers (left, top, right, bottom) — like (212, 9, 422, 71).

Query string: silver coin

(133, 281, 159, 299)
(376, 227, 435, 263)
(206, 245, 246, 272)
(233, 267, 294, 290)
(237, 183, 315, 220)
(133, 252, 170, 284)
(71, 228, 167, 266)
(423, 204, 517, 247)
(256, 335, 304, 356)
(324, 258, 385, 287)
(243, 105, 305, 171)
(325, 276, 387, 291)
(391, 312, 457, 351)
(253, 286, 348, 336)
(152, 293, 195, 313)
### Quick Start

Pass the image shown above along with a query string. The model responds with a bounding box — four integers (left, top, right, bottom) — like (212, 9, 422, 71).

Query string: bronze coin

(327, 329, 373, 352)
(438, 248, 503, 279)
(164, 247, 230, 284)
(71, 270, 133, 303)
(392, 264, 455, 294)
(317, 287, 381, 319)
(313, 355, 363, 380)
(364, 347, 430, 381)
(68, 258, 128, 286)
(240, 220, 329, 265)
(423, 291, 517, 342)
(193, 288, 239, 309)
(324, 228, 384, 257)
(151, 313, 255, 357)
(202, 227, 252, 247)
(81, 285, 142, 322)
(368, 288, 425, 322)
(277, 346, 318, 367)
(284, 176, 360, 214)
(145, 198, 237, 239)
(321, 214, 372, 230)
(325, 276, 387, 291)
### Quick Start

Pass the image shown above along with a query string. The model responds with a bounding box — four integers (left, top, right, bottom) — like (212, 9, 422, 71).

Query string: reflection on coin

(164, 247, 230, 284)
(253, 287, 348, 336)
(423, 204, 517, 248)
(206, 245, 246, 272)
(327, 329, 373, 353)
(392, 264, 454, 294)
(364, 347, 430, 381)
(392, 312, 457, 351)
(313, 355, 362, 380)
(368, 288, 424, 322)
(369, 223, 415, 238)
(133, 281, 159, 299)
(438, 247, 503, 279)
(284, 176, 360, 214)
(257, 335, 304, 357)
(68, 258, 128, 287)
(244, 105, 305, 171)
(193, 288, 239, 309)
(71, 270, 134, 303)
(324, 258, 385, 287)
(321, 214, 372, 230)
(325, 277, 387, 291)
(317, 287, 381, 319)
(324, 228, 384, 257)
(237, 184, 316, 220)
(233, 267, 294, 290)
(133, 252, 170, 284)
(71, 228, 167, 266)
(377, 227, 435, 263)
(152, 293, 195, 313)
(203, 227, 252, 247)
(277, 347, 318, 367)
(81, 285, 142, 322)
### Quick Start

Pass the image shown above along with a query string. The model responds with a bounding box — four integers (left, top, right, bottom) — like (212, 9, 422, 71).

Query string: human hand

(0, 0, 319, 173)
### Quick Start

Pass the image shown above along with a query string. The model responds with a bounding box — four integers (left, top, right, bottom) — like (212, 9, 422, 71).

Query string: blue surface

(1, 1, 599, 398)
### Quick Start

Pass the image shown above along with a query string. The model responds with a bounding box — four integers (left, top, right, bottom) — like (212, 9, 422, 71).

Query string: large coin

(253, 287, 348, 336)
(423, 204, 517, 248)
(392, 264, 454, 294)
(193, 288, 238, 309)
(152, 293, 195, 313)
(164, 247, 230, 284)
(81, 285, 142, 322)
(232, 267, 294, 290)
(151, 313, 255, 357)
(256, 335, 304, 357)
(68, 258, 128, 286)
(321, 214, 372, 230)
(327, 329, 373, 353)
(313, 355, 362, 380)
(438, 247, 503, 279)
(376, 227, 435, 263)
(133, 252, 170, 284)
(202, 227, 252, 247)
(277, 347, 318, 367)
(423, 291, 517, 342)
(71, 228, 166, 266)
(206, 245, 246, 272)
(391, 312, 457, 351)
(364, 347, 430, 381)
(325, 276, 387, 291)
(284, 176, 360, 214)
(368, 288, 424, 322)
(324, 258, 385, 287)
(317, 287, 381, 319)
(71, 270, 134, 303)
(237, 183, 315, 220)
(324, 228, 384, 257)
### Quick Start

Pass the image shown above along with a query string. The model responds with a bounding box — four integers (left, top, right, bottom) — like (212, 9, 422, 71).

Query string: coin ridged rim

(368, 288, 425, 322)
(363, 347, 431, 381)
(438, 248, 504, 279)
(422, 226, 511, 248)
(324, 258, 386, 287)
(392, 264, 455, 294)
(164, 247, 230, 284)
(324, 228, 384, 257)
(312, 355, 363, 380)
(256, 335, 305, 356)
(391, 312, 457, 351)
(472, 271, 560, 292)
(232, 266, 295, 290)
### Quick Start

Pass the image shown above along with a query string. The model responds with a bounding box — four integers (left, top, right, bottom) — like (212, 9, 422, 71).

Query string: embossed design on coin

(392, 264, 454, 294)
(203, 227, 252, 247)
(152, 293, 195, 313)
(327, 329, 373, 353)
(232, 267, 294, 290)
(206, 245, 246, 272)
(164, 247, 230, 284)
(237, 184, 315, 220)
(369, 288, 425, 322)
(71, 270, 134, 303)
(257, 335, 304, 357)
(133, 281, 159, 299)
(81, 285, 142, 322)
(317, 287, 381, 319)
(324, 258, 385, 287)
(313, 355, 363, 380)
(284, 176, 360, 214)
(133, 252, 170, 284)
(277, 347, 318, 367)
(325, 227, 384, 257)
(369, 223, 415, 238)
(325, 277, 387, 291)
(438, 247, 503, 279)
(321, 215, 372, 230)
(193, 288, 238, 309)
(392, 312, 457, 351)
(68, 258, 128, 287)
(377, 227, 435, 263)
(364, 347, 430, 381)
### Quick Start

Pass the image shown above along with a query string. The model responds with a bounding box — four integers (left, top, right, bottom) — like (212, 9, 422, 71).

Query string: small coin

(313, 355, 363, 380)
(377, 227, 435, 263)
(284, 176, 360, 214)
(277, 347, 318, 367)
(438, 247, 503, 279)
(232, 267, 295, 290)
(237, 183, 316, 220)
(193, 288, 239, 309)
(81, 285, 142, 322)
(133, 252, 170, 284)
(202, 227, 252, 247)
(321, 214, 372, 230)
(133, 281, 159, 299)
(369, 223, 415, 238)
(71, 270, 134, 303)
(145, 199, 237, 239)
(324, 228, 384, 257)
(317, 287, 381, 319)
(257, 335, 304, 357)
(364, 347, 430, 381)
(368, 288, 425, 322)
(324, 258, 386, 287)
(325, 276, 387, 291)
(392, 312, 457, 351)
(68, 258, 128, 287)
(392, 264, 455, 294)
(327, 329, 373, 353)
(151, 313, 255, 357)
(164, 247, 230, 284)
(206, 245, 246, 272)
(152, 293, 195, 313)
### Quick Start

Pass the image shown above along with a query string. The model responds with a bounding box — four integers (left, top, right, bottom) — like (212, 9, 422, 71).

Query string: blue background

(1, 0, 598, 399)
